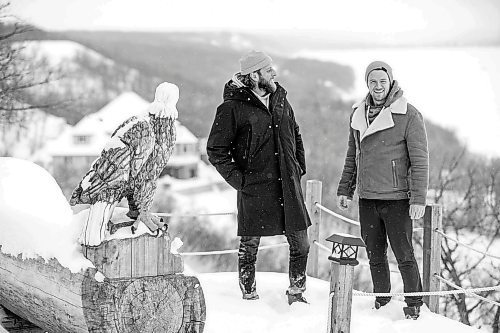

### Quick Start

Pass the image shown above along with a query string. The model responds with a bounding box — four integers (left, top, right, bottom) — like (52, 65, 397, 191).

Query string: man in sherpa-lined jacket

(336, 61, 429, 320)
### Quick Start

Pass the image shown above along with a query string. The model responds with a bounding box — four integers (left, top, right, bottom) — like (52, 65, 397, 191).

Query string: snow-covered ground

(197, 271, 480, 333)
(0, 158, 486, 332)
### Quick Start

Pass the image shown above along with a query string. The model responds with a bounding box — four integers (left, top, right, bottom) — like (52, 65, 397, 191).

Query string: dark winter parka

(207, 79, 311, 236)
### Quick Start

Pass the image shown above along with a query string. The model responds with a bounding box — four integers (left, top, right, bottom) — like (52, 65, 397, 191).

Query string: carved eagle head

(146, 82, 179, 120)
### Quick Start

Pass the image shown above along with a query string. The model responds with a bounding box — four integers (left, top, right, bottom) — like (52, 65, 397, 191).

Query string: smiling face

(367, 70, 391, 106)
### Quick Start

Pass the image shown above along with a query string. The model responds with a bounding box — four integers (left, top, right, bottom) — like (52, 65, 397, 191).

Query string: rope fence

(155, 211, 236, 218)
(317, 228, 500, 299)
(352, 284, 500, 298)
(315, 202, 424, 232)
(179, 242, 288, 256)
(435, 229, 500, 261)
(434, 275, 500, 307)
(315, 203, 360, 226)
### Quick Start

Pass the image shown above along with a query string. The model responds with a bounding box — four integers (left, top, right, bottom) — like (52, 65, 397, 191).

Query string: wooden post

(326, 234, 364, 333)
(306, 180, 322, 278)
(328, 261, 356, 333)
(422, 204, 443, 313)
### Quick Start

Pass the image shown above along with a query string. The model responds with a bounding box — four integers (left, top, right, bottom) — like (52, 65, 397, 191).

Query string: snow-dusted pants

(359, 199, 423, 307)
(238, 229, 309, 295)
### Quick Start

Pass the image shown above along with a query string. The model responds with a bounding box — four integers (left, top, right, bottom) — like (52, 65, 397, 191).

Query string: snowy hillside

(18, 40, 145, 124)
(21, 40, 114, 68)
(19, 40, 134, 94)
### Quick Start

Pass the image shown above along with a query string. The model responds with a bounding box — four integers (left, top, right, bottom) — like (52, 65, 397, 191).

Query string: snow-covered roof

(43, 92, 199, 157)
(168, 155, 200, 167)
(75, 92, 149, 135)
(176, 123, 198, 144)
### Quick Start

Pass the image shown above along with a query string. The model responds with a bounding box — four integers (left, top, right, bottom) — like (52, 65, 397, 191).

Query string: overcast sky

(10, 0, 500, 44)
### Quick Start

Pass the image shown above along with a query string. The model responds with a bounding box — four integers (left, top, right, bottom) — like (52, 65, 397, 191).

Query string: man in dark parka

(207, 51, 311, 303)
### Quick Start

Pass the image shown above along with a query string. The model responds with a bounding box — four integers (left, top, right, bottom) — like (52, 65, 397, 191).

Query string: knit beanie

(365, 61, 393, 86)
(240, 51, 273, 75)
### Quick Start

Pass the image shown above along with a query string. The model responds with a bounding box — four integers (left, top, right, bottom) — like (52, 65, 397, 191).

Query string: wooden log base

(82, 271, 206, 333)
(82, 227, 183, 279)
(0, 229, 206, 333)
(0, 306, 44, 333)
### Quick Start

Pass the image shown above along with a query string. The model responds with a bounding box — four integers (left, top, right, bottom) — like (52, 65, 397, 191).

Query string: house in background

(161, 124, 199, 179)
(40, 92, 201, 182)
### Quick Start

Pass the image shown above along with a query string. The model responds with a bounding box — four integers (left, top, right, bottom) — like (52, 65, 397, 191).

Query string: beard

(371, 90, 388, 105)
(258, 75, 277, 94)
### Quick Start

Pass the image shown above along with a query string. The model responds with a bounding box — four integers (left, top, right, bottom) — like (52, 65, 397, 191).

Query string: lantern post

(326, 233, 365, 333)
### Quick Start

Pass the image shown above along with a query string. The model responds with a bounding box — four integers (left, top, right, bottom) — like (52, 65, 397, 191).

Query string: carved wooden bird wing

(70, 116, 155, 205)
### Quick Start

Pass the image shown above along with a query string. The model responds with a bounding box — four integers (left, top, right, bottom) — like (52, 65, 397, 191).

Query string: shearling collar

(351, 94, 408, 141)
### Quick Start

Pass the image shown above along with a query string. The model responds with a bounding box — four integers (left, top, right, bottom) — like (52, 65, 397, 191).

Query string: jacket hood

(222, 73, 250, 102)
(222, 73, 284, 104)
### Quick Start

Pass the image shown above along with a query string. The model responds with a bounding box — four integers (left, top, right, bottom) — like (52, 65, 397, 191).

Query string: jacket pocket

(391, 159, 398, 188)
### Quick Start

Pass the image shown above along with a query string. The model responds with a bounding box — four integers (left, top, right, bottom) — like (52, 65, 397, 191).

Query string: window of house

(74, 135, 90, 145)
(190, 167, 197, 178)
(175, 144, 184, 155)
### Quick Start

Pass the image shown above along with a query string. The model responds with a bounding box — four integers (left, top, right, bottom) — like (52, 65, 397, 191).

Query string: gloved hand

(409, 204, 425, 220)
(337, 195, 351, 211)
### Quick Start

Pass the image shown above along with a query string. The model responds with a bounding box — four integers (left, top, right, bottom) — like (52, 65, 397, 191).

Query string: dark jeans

(359, 199, 423, 307)
(238, 229, 310, 295)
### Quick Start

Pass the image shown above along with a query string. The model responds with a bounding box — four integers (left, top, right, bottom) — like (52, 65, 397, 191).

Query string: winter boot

(242, 290, 260, 300)
(403, 306, 420, 320)
(239, 276, 259, 300)
(286, 291, 309, 305)
(374, 298, 391, 309)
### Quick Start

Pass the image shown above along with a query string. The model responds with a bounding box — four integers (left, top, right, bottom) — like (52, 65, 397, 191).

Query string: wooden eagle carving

(70, 82, 178, 246)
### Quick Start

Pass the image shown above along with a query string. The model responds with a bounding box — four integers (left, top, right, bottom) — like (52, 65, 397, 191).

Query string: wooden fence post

(422, 204, 443, 313)
(326, 234, 365, 333)
(328, 262, 355, 333)
(306, 180, 322, 278)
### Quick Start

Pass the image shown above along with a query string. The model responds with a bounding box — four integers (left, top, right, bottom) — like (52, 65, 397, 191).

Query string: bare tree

(428, 152, 500, 330)
(0, 2, 53, 125)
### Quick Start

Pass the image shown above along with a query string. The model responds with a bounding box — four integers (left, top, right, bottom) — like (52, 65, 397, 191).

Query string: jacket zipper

(244, 130, 252, 164)
(391, 160, 398, 188)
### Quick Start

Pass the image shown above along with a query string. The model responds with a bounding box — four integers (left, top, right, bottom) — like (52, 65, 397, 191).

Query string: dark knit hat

(365, 61, 393, 86)
(240, 51, 273, 75)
